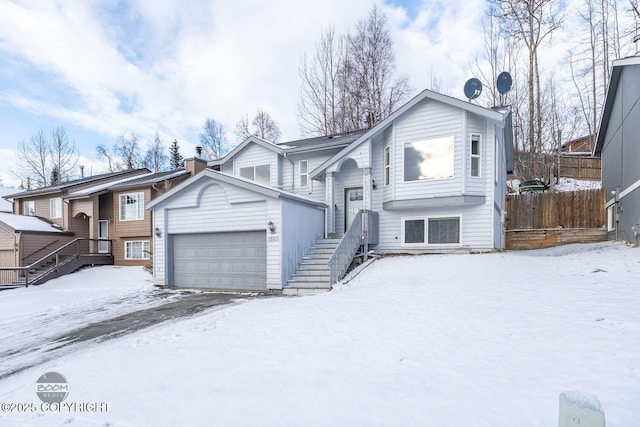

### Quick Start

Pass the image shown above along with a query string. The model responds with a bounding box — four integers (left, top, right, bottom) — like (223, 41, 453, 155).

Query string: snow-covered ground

(1, 242, 639, 426)
(0, 266, 186, 378)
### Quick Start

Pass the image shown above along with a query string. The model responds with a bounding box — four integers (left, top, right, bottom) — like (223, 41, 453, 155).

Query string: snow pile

(0, 242, 638, 426)
(553, 177, 601, 192)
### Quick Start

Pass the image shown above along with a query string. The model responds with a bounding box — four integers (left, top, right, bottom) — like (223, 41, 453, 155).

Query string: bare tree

(14, 126, 79, 188)
(297, 5, 411, 136)
(297, 26, 346, 136)
(49, 126, 78, 182)
(345, 5, 411, 129)
(144, 133, 169, 173)
(199, 118, 227, 160)
(234, 110, 281, 142)
(234, 113, 251, 142)
(97, 133, 143, 172)
(15, 130, 49, 188)
(491, 0, 565, 179)
(252, 109, 281, 142)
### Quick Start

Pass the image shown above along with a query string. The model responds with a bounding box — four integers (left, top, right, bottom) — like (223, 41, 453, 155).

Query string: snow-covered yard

(0, 242, 639, 426)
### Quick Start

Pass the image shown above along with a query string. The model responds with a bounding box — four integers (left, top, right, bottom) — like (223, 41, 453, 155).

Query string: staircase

(283, 239, 340, 295)
(0, 238, 114, 289)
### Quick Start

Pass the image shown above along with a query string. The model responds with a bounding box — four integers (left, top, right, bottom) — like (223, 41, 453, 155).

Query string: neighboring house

(0, 187, 15, 212)
(0, 212, 74, 269)
(3, 158, 206, 268)
(595, 55, 640, 244)
(562, 134, 596, 155)
(149, 89, 514, 294)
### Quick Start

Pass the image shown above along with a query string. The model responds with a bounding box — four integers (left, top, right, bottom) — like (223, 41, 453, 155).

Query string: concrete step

(296, 263, 329, 271)
(294, 267, 330, 276)
(288, 274, 330, 283)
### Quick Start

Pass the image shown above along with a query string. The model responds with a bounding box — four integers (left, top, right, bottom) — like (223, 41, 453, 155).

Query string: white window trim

(50, 197, 62, 219)
(470, 133, 482, 178)
(24, 200, 36, 216)
(401, 215, 463, 247)
(119, 192, 145, 221)
(299, 160, 309, 188)
(384, 146, 391, 187)
(124, 240, 150, 260)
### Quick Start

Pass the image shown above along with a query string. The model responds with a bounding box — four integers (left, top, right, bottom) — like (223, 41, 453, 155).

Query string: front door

(344, 187, 364, 231)
(98, 220, 109, 253)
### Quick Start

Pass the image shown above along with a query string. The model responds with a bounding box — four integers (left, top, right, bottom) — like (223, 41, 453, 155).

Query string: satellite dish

(463, 78, 482, 100)
(497, 71, 512, 94)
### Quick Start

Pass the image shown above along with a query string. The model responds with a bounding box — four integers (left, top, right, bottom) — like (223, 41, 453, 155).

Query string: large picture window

(404, 136, 454, 181)
(50, 197, 62, 218)
(239, 164, 271, 186)
(119, 192, 145, 221)
(402, 216, 461, 245)
(125, 240, 150, 260)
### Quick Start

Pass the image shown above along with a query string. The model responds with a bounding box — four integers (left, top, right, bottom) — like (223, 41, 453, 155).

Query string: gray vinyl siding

(280, 200, 325, 285)
(393, 99, 464, 200)
(466, 113, 487, 195)
(280, 150, 332, 201)
(231, 144, 280, 187)
(600, 64, 640, 244)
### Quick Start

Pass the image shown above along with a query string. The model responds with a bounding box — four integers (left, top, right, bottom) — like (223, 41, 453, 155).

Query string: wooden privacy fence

(558, 156, 601, 180)
(506, 189, 605, 230)
(505, 189, 607, 250)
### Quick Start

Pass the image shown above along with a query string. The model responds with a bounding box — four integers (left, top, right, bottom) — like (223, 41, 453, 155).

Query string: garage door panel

(173, 231, 267, 291)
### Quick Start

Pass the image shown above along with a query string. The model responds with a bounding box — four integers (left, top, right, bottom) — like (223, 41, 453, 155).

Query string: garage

(172, 230, 267, 291)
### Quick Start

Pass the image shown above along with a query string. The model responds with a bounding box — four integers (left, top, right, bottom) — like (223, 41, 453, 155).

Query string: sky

(0, 0, 494, 187)
(0, 0, 635, 188)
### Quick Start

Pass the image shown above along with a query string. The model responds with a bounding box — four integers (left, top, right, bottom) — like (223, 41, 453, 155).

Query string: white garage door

(172, 231, 267, 291)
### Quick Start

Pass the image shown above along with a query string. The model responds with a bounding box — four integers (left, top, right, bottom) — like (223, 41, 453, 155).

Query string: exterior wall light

(154, 227, 162, 237)
(268, 221, 276, 234)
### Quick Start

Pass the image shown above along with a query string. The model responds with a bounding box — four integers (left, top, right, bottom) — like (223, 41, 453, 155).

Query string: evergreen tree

(169, 139, 184, 169)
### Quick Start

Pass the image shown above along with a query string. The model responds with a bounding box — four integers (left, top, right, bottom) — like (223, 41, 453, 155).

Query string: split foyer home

(148, 89, 514, 294)
(595, 54, 640, 244)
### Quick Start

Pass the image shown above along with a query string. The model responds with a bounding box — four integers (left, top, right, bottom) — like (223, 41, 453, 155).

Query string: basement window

(402, 216, 461, 245)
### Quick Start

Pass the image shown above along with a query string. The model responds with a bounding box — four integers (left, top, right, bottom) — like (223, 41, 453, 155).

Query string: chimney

(195, 146, 203, 157)
(185, 157, 207, 176)
(635, 33, 640, 56)
(79, 165, 85, 178)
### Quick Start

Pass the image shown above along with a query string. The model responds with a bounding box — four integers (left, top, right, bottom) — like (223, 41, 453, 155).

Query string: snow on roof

(66, 172, 155, 198)
(0, 212, 66, 233)
(0, 187, 16, 212)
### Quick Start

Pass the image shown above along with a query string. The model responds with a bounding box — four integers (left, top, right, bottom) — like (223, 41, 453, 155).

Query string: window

(384, 146, 391, 186)
(428, 217, 460, 244)
(299, 160, 308, 188)
(119, 192, 145, 221)
(404, 136, 454, 181)
(125, 240, 150, 260)
(470, 134, 481, 177)
(239, 164, 271, 186)
(50, 197, 62, 218)
(402, 216, 461, 245)
(24, 201, 35, 216)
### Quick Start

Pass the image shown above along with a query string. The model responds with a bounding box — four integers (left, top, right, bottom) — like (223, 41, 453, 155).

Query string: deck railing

(328, 210, 379, 285)
(0, 238, 112, 287)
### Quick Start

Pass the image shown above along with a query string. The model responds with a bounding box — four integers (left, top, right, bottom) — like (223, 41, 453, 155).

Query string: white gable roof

(310, 89, 508, 179)
(147, 169, 326, 210)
